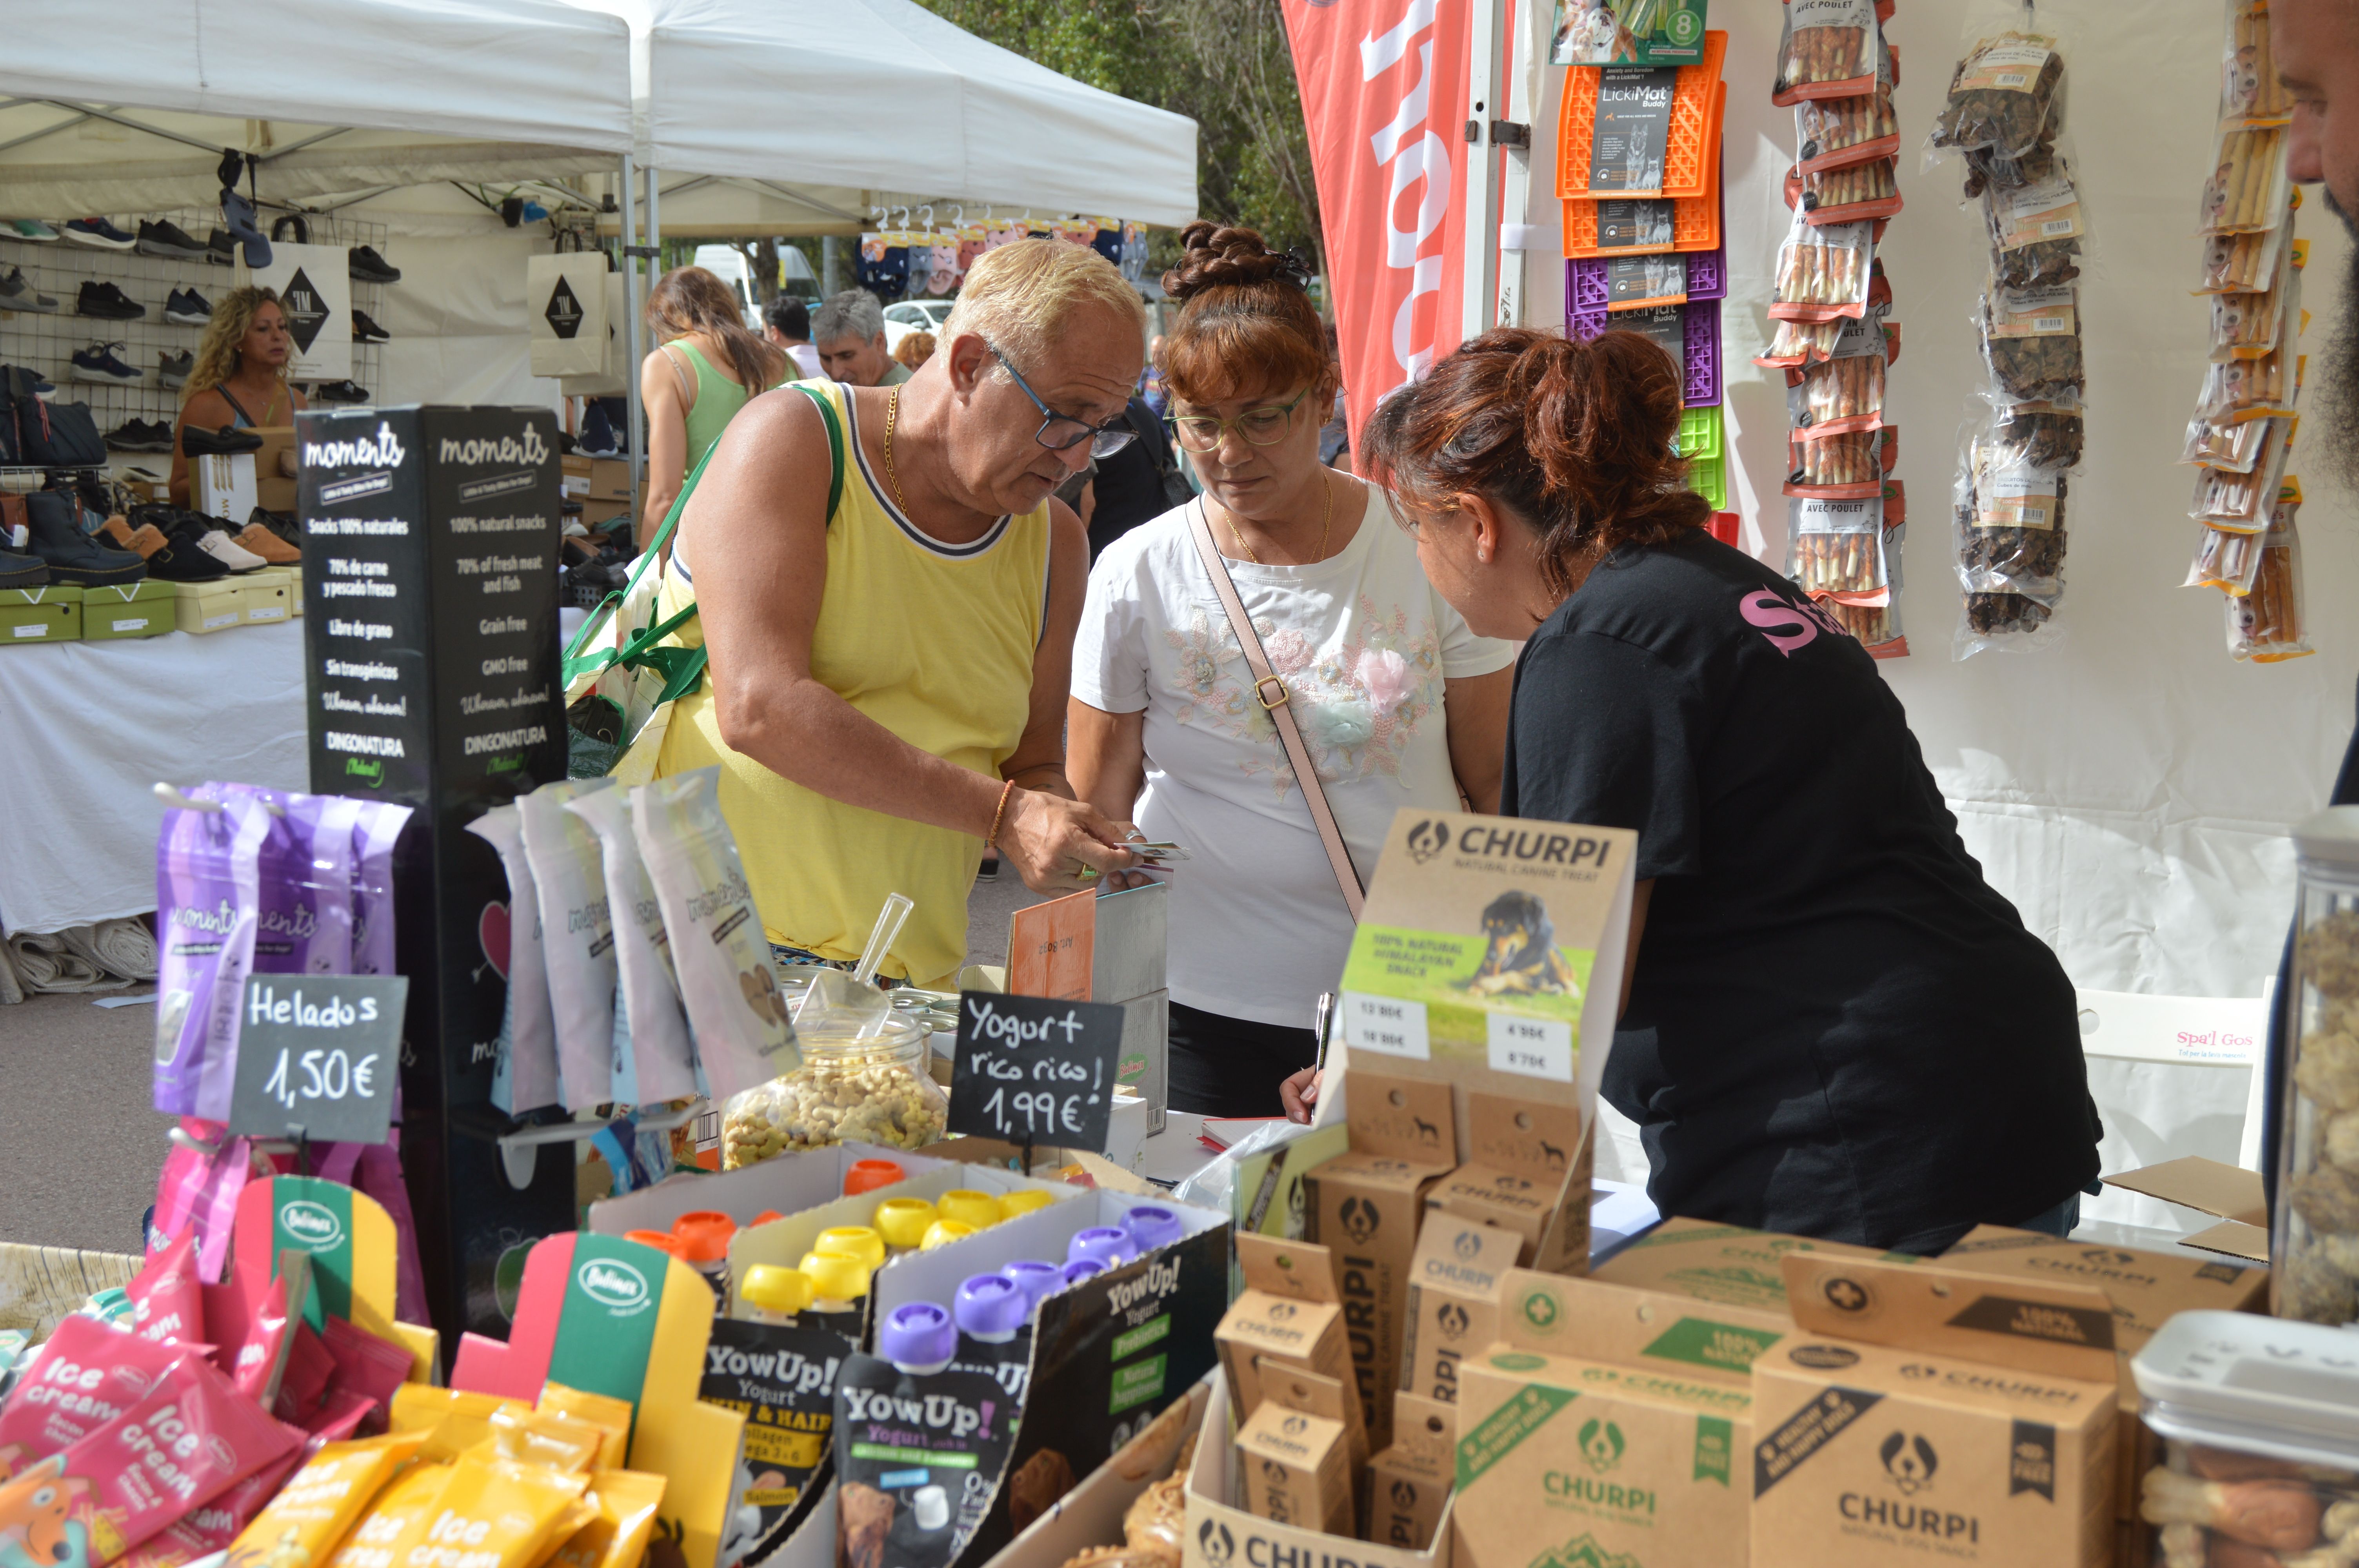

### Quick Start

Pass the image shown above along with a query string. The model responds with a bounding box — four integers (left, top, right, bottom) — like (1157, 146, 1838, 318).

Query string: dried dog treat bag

(1796, 23, 1898, 172)
(1785, 428, 1887, 497)
(1788, 350, 1886, 437)
(1774, 0, 1879, 105)
(2185, 523, 2268, 596)
(1984, 158, 2085, 289)
(2201, 123, 2291, 236)
(2192, 416, 2295, 530)
(153, 793, 269, 1118)
(1981, 282, 2084, 401)
(1957, 441, 2068, 607)
(0, 1318, 187, 1481)
(1928, 25, 2064, 164)
(1785, 495, 1887, 601)
(2221, 0, 2295, 127)
(2198, 219, 2290, 294)
(1992, 399, 2084, 468)
(466, 804, 564, 1116)
(631, 767, 799, 1102)
(1771, 209, 1877, 320)
(2229, 506, 2312, 662)
(1794, 156, 1902, 224)
(564, 787, 699, 1107)
(517, 778, 620, 1114)
(2211, 237, 2294, 360)
(348, 802, 411, 980)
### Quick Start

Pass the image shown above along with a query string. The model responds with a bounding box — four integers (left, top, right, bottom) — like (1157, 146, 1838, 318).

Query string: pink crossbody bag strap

(1185, 501, 1366, 920)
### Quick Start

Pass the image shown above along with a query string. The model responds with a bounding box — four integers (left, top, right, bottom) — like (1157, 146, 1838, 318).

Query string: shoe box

(193, 451, 258, 524)
(80, 578, 173, 640)
(171, 577, 245, 634)
(237, 567, 294, 625)
(250, 426, 299, 514)
(561, 453, 636, 506)
(0, 584, 81, 644)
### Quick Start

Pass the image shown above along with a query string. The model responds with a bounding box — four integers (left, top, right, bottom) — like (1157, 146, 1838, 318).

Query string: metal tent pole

(620, 154, 644, 527)
(1461, 0, 1507, 341)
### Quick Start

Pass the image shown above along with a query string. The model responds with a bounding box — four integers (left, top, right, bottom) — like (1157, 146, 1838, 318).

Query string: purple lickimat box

(1566, 272, 1723, 407)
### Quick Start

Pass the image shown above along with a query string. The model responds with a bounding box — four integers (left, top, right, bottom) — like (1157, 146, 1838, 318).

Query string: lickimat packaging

(1750, 1254, 2119, 1568)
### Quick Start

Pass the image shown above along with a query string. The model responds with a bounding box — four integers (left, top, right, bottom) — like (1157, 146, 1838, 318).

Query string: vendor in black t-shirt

(1359, 327, 2101, 1253)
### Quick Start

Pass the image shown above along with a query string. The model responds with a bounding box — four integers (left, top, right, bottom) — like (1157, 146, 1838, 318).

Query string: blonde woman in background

(892, 330, 937, 373)
(639, 266, 787, 548)
(169, 285, 305, 506)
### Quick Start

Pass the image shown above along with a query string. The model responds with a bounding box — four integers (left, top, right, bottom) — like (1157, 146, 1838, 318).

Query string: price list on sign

(947, 993, 1127, 1152)
(229, 975, 408, 1144)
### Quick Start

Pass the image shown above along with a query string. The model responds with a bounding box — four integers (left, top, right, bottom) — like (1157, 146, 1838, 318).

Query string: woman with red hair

(1358, 326, 2101, 1253)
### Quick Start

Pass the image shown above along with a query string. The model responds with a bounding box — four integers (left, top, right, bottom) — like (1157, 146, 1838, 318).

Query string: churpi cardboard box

(1367, 1393, 1453, 1551)
(1750, 1254, 2119, 1568)
(79, 579, 173, 640)
(1456, 1344, 1753, 1568)
(1302, 1070, 1459, 1450)
(1492, 1268, 1795, 1386)
(1236, 1365, 1356, 1539)
(1215, 1233, 1352, 1423)
(1592, 1216, 1889, 1314)
(1398, 1209, 1523, 1407)
(0, 584, 80, 643)
(1426, 1092, 1590, 1273)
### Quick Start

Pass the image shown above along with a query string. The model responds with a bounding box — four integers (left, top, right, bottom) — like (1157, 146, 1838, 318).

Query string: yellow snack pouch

(533, 1387, 634, 1472)
(227, 1434, 428, 1568)
(329, 1463, 455, 1568)
(519, 1496, 601, 1568)
(545, 1472, 665, 1568)
(480, 1408, 604, 1475)
(382, 1459, 587, 1568)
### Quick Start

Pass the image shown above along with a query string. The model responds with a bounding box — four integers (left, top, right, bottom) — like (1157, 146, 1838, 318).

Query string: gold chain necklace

(1220, 472, 1331, 566)
(884, 387, 910, 514)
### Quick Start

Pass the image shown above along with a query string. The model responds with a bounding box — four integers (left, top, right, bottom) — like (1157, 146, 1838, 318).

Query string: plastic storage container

(720, 1014, 946, 1165)
(2131, 1309, 2359, 1564)
(2277, 805, 2359, 1323)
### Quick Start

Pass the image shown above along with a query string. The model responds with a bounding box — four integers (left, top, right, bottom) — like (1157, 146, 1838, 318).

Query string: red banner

(1283, 0, 1472, 449)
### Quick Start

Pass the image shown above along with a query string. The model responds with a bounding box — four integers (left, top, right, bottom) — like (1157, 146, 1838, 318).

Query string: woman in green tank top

(638, 266, 786, 548)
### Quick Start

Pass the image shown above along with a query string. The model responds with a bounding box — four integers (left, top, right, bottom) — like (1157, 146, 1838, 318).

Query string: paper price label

(11, 624, 42, 638)
(1341, 991, 1431, 1060)
(1990, 286, 2078, 338)
(1487, 1014, 1574, 1082)
(2042, 218, 2078, 236)
(1979, 470, 2059, 530)
(1958, 39, 2054, 93)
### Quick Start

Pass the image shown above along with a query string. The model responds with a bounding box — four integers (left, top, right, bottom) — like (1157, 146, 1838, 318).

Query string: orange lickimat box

(1300, 1071, 1459, 1452)
(1558, 40, 1728, 201)
(1749, 1254, 2119, 1568)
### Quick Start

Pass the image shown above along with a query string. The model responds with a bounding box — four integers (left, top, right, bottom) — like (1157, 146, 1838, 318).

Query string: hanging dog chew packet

(0, 1316, 188, 1480)
(154, 790, 270, 1118)
(224, 1432, 427, 1568)
(698, 1318, 852, 1562)
(546, 1470, 665, 1568)
(565, 787, 699, 1106)
(832, 1330, 1021, 1568)
(631, 767, 799, 1100)
(469, 804, 565, 1115)
(235, 787, 361, 978)
(517, 779, 620, 1113)
(124, 1226, 205, 1347)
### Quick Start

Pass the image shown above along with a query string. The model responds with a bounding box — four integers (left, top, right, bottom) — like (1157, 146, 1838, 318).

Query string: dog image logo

(1579, 1419, 1627, 1473)
(1405, 818, 1451, 863)
(1390, 1478, 1420, 1510)
(1338, 1195, 1381, 1246)
(1453, 1229, 1484, 1261)
(1268, 1301, 1298, 1322)
(1197, 1520, 1235, 1566)
(1879, 1432, 1939, 1495)
(2080, 1249, 2138, 1266)
(1411, 1114, 1441, 1145)
(1437, 1301, 1471, 1341)
(1537, 1138, 1567, 1168)
(1463, 891, 1584, 998)
(1281, 1415, 1309, 1437)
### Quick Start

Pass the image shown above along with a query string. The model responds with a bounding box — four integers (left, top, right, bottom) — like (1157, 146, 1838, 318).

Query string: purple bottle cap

(879, 1301, 957, 1371)
(1067, 1226, 1137, 1270)
(953, 1273, 1027, 1339)
(1062, 1258, 1105, 1287)
(1122, 1205, 1182, 1254)
(1000, 1259, 1063, 1314)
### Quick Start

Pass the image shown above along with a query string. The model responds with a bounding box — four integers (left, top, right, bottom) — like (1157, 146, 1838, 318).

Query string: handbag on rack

(2, 366, 105, 469)
(1184, 502, 1367, 918)
(560, 381, 846, 782)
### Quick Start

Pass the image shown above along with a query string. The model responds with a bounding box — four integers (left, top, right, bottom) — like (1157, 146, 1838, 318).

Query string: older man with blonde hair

(651, 239, 1147, 987)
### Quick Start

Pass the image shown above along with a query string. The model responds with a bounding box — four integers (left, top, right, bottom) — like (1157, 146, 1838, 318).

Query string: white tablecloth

(0, 623, 308, 935)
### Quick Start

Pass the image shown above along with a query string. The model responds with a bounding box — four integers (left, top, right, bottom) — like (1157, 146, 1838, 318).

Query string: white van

(691, 245, 762, 329)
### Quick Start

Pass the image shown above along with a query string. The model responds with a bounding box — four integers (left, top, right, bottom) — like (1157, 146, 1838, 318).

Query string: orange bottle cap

(670, 1210, 737, 1263)
(843, 1159, 906, 1196)
(623, 1229, 680, 1256)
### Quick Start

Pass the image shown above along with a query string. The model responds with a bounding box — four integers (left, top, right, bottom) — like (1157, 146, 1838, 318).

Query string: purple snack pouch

(349, 800, 413, 978)
(153, 794, 269, 1116)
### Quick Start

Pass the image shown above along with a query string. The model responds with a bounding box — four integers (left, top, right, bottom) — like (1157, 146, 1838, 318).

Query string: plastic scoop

(851, 892, 914, 990)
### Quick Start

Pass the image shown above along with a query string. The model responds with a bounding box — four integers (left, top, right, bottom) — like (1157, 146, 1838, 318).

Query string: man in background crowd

(764, 296, 822, 381)
(811, 289, 909, 387)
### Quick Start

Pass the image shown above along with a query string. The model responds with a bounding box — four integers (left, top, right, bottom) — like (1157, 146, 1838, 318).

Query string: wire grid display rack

(0, 209, 387, 472)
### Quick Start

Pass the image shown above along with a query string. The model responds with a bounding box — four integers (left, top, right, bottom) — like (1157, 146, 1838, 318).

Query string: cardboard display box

(171, 578, 245, 634)
(1236, 1362, 1358, 1539)
(1427, 1092, 1592, 1274)
(1215, 1233, 1353, 1424)
(1398, 1209, 1523, 1408)
(1492, 1268, 1796, 1386)
(1369, 1394, 1454, 1553)
(2098, 1155, 2270, 1262)
(978, 1373, 1212, 1568)
(1751, 1254, 2119, 1568)
(0, 584, 80, 643)
(79, 578, 173, 640)
(1591, 1216, 1889, 1315)
(252, 425, 298, 515)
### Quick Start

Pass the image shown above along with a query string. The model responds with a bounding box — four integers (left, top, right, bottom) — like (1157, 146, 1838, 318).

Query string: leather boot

(22, 490, 144, 586)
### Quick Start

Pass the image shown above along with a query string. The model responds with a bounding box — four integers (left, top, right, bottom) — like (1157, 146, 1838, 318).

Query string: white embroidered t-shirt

(1072, 492, 1518, 1029)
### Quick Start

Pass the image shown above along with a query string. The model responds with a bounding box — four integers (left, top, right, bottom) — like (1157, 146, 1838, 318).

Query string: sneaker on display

(347, 245, 401, 284)
(71, 341, 142, 385)
(181, 424, 263, 456)
(205, 229, 236, 267)
(157, 350, 193, 389)
(105, 418, 161, 452)
(163, 287, 212, 325)
(74, 280, 144, 320)
(62, 217, 136, 250)
(0, 267, 58, 312)
(6, 220, 60, 243)
(350, 308, 390, 343)
(135, 219, 211, 260)
(27, 371, 54, 398)
(192, 526, 267, 574)
(21, 491, 144, 586)
(312, 379, 370, 405)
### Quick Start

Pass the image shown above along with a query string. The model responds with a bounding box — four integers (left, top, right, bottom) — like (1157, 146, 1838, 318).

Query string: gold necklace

(884, 387, 910, 514)
(1221, 472, 1331, 566)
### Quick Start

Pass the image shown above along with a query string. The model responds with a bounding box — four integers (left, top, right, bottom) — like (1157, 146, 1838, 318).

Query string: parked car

(883, 299, 952, 352)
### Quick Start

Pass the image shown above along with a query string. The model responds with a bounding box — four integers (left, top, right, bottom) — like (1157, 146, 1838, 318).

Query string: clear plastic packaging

(2190, 416, 2294, 530)
(2220, 0, 2295, 127)
(2272, 808, 2359, 1324)
(2183, 412, 2274, 474)
(2183, 524, 2266, 596)
(1785, 494, 1887, 601)
(2197, 216, 2290, 294)
(1990, 399, 2084, 468)
(1787, 350, 1886, 437)
(1785, 426, 1893, 497)
(1773, 0, 1881, 105)
(1795, 26, 1899, 172)
(2229, 508, 2312, 662)
(1787, 158, 1903, 224)
(2194, 344, 2298, 425)
(1980, 283, 2083, 401)
(2209, 238, 2295, 359)
(1983, 157, 2085, 289)
(1955, 434, 2068, 608)
(1770, 210, 1877, 321)
(1928, 25, 2064, 167)
(2199, 123, 2291, 236)
(721, 1013, 946, 1166)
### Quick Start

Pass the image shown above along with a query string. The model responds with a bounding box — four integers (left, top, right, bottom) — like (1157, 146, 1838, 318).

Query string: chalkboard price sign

(229, 975, 409, 1145)
(947, 991, 1127, 1153)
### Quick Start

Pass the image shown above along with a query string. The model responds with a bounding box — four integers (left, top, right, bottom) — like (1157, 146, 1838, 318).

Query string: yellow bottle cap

(938, 1189, 1004, 1229)
(874, 1198, 939, 1251)
(997, 1189, 1055, 1218)
(798, 1252, 870, 1301)
(814, 1225, 887, 1272)
(919, 1219, 977, 1252)
(738, 1265, 814, 1316)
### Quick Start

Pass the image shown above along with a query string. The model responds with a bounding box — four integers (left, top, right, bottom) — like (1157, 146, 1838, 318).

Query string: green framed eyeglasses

(1167, 387, 1314, 453)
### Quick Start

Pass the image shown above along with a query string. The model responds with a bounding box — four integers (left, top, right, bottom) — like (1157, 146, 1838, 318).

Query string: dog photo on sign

(1464, 891, 1586, 999)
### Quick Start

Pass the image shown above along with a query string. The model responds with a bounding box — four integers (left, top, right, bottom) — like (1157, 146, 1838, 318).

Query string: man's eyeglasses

(985, 339, 1136, 457)
(1167, 387, 1312, 454)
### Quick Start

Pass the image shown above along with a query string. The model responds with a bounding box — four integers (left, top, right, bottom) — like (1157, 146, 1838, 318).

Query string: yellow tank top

(654, 380, 1051, 987)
